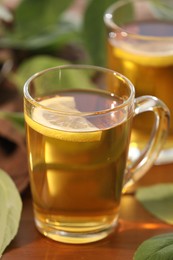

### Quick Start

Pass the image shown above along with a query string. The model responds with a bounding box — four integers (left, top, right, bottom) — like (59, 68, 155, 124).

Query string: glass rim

(24, 64, 135, 117)
(104, 0, 173, 41)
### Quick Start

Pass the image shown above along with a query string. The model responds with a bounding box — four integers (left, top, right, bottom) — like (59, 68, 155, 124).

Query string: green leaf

(0, 111, 25, 134)
(0, 169, 22, 257)
(13, 55, 95, 98)
(134, 233, 173, 260)
(11, 55, 70, 91)
(0, 0, 80, 49)
(83, 0, 118, 66)
(136, 184, 173, 225)
(23, 65, 95, 97)
(0, 21, 80, 49)
(14, 0, 72, 37)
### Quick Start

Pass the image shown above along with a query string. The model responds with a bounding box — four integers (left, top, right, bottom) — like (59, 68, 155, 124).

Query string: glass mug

(104, 0, 173, 164)
(24, 65, 169, 244)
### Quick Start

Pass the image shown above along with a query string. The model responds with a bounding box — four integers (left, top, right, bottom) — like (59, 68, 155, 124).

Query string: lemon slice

(114, 45, 173, 67)
(26, 96, 102, 142)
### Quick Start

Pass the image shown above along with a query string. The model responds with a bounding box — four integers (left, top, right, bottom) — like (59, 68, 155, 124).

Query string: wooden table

(3, 163, 173, 260)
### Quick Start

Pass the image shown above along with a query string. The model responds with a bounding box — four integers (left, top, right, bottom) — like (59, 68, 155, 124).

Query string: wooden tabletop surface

(3, 163, 173, 260)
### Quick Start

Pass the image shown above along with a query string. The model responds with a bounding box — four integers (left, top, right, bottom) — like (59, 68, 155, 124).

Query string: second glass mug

(104, 0, 173, 164)
(24, 65, 169, 244)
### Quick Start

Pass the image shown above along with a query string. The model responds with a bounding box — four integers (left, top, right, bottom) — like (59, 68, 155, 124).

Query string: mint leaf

(134, 233, 173, 260)
(136, 184, 173, 225)
(0, 169, 22, 257)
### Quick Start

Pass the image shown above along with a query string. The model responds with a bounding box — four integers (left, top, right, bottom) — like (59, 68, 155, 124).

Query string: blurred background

(0, 0, 116, 192)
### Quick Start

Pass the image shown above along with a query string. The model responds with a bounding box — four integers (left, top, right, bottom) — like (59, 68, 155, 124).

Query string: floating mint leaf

(136, 184, 173, 225)
(134, 233, 173, 260)
(0, 169, 22, 257)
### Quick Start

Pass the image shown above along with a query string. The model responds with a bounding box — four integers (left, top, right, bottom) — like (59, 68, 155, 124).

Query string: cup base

(34, 217, 118, 244)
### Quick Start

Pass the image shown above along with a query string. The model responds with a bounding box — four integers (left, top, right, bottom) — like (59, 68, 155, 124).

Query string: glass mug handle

(123, 95, 170, 191)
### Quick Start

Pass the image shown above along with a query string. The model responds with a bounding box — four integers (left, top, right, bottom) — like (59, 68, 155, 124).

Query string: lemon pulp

(25, 96, 102, 142)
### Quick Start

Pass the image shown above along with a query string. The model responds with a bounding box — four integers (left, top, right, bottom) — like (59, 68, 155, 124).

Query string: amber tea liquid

(25, 89, 132, 243)
(108, 20, 173, 161)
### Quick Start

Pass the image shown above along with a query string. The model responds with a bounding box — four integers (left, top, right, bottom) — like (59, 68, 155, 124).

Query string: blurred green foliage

(0, 0, 118, 65)
(0, 0, 118, 129)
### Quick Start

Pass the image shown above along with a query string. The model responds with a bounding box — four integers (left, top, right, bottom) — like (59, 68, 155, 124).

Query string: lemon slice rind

(26, 96, 102, 142)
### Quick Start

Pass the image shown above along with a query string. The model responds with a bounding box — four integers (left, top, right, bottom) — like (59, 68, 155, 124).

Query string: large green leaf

(134, 233, 173, 260)
(12, 56, 95, 97)
(136, 184, 173, 225)
(0, 169, 22, 257)
(0, 0, 80, 49)
(0, 21, 80, 49)
(11, 55, 70, 91)
(14, 0, 72, 37)
(83, 0, 118, 66)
